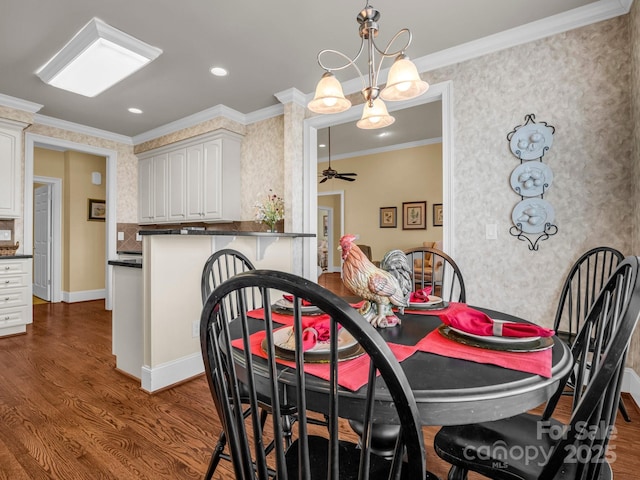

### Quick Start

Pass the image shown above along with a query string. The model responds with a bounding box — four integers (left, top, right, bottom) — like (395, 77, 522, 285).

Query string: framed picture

(379, 207, 397, 228)
(433, 203, 443, 227)
(402, 201, 427, 230)
(88, 198, 106, 221)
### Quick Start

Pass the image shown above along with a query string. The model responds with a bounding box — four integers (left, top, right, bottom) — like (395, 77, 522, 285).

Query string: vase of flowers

(254, 190, 284, 232)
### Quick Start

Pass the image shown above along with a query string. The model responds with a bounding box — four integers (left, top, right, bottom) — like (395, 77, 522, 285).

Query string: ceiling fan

(319, 127, 357, 183)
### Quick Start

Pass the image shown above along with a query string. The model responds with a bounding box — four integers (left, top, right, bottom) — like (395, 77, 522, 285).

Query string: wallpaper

(422, 16, 633, 334)
(629, 0, 640, 374)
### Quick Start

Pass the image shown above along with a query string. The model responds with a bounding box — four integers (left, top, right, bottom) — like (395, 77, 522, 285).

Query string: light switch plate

(486, 224, 498, 240)
(136, 233, 142, 241)
(117, 231, 124, 241)
(0, 230, 11, 241)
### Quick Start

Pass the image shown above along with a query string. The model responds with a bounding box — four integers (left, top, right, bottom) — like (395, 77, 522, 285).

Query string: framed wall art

(433, 203, 443, 227)
(88, 198, 106, 221)
(379, 206, 397, 228)
(402, 201, 426, 230)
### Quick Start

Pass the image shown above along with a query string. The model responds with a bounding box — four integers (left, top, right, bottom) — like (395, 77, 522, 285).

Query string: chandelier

(307, 4, 429, 129)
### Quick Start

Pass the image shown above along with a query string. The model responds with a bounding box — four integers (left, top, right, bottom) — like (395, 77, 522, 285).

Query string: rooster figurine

(340, 235, 410, 327)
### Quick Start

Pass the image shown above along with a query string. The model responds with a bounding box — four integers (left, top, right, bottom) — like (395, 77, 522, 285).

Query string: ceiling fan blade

(336, 175, 356, 181)
(319, 177, 328, 183)
(337, 173, 357, 176)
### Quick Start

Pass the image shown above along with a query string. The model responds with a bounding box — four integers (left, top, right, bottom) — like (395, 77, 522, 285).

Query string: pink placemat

(231, 329, 416, 391)
(415, 329, 552, 378)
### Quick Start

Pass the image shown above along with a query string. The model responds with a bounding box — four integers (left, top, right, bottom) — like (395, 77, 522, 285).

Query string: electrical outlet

(136, 233, 142, 241)
(0, 230, 11, 241)
(117, 231, 124, 241)
(486, 224, 498, 240)
(192, 320, 199, 338)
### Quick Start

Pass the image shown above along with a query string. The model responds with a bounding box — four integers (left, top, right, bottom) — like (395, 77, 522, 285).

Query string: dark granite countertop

(0, 254, 33, 259)
(139, 229, 315, 238)
(108, 259, 142, 269)
(117, 250, 142, 255)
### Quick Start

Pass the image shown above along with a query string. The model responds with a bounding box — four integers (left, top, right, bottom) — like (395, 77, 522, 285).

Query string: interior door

(33, 184, 51, 301)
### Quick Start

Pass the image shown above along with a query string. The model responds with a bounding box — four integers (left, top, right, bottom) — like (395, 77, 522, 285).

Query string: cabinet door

(0, 127, 21, 218)
(167, 149, 186, 222)
(185, 145, 204, 220)
(138, 157, 154, 223)
(152, 153, 168, 221)
(202, 139, 222, 219)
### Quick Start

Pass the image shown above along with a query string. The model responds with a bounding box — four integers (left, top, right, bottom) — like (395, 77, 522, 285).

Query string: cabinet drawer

(0, 260, 29, 275)
(0, 273, 28, 289)
(0, 288, 28, 307)
(0, 305, 31, 327)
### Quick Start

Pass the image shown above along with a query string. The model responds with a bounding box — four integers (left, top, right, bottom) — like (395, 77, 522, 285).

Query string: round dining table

(233, 305, 573, 427)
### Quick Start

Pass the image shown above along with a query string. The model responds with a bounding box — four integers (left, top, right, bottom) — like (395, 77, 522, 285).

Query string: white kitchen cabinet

(0, 119, 28, 218)
(137, 130, 242, 224)
(0, 257, 33, 336)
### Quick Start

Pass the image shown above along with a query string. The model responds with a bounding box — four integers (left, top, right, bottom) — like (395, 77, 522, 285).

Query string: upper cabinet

(137, 130, 242, 225)
(0, 119, 28, 218)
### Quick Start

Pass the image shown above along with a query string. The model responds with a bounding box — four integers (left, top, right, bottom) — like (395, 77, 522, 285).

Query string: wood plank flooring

(0, 289, 638, 479)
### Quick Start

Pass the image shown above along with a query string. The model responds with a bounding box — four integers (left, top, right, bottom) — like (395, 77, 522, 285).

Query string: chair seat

(285, 435, 436, 480)
(434, 413, 611, 480)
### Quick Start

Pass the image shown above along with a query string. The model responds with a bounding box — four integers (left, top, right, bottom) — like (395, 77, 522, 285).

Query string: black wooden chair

(349, 247, 467, 458)
(553, 246, 630, 422)
(201, 249, 262, 479)
(404, 247, 466, 302)
(200, 269, 427, 480)
(433, 256, 640, 480)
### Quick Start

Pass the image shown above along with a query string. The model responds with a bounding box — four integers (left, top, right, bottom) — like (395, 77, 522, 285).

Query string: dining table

(230, 301, 574, 427)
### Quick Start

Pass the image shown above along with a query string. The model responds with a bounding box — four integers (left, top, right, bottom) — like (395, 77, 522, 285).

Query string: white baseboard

(141, 352, 204, 393)
(623, 367, 640, 409)
(62, 289, 106, 303)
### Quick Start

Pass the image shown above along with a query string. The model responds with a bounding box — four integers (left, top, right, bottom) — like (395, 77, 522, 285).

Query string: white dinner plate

(448, 319, 540, 344)
(275, 298, 323, 314)
(408, 295, 445, 309)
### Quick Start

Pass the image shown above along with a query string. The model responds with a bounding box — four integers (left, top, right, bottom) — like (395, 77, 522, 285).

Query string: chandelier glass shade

(308, 4, 429, 129)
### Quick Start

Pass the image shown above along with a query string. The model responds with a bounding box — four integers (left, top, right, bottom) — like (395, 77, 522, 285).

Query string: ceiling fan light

(356, 98, 395, 129)
(307, 72, 352, 114)
(380, 54, 429, 102)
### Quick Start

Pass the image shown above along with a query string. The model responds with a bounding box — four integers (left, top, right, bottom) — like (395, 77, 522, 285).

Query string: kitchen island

(112, 229, 313, 392)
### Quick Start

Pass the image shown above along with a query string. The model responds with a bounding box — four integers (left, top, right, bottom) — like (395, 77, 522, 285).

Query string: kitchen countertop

(108, 258, 142, 269)
(0, 254, 33, 259)
(139, 229, 315, 238)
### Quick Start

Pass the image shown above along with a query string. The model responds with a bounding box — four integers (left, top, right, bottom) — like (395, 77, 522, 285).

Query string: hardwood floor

(0, 292, 638, 479)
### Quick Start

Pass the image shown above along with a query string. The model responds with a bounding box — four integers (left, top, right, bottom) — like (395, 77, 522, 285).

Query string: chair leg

(619, 397, 631, 423)
(204, 430, 227, 480)
(447, 465, 468, 480)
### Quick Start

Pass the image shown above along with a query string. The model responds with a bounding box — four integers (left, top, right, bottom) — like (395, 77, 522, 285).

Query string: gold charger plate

(438, 325, 554, 352)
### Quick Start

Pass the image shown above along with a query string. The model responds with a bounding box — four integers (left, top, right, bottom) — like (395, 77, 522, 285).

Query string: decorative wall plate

(511, 198, 555, 234)
(510, 162, 554, 197)
(509, 123, 554, 160)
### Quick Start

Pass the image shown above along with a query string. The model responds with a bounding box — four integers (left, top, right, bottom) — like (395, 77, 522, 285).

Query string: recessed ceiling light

(128, 107, 143, 114)
(36, 17, 162, 97)
(210, 66, 228, 77)
(319, 143, 326, 148)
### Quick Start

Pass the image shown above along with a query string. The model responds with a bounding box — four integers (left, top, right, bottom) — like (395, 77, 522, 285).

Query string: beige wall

(318, 144, 443, 262)
(34, 147, 106, 293)
(318, 193, 342, 270)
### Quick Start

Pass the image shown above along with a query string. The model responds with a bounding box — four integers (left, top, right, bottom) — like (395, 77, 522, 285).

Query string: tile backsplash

(0, 219, 15, 246)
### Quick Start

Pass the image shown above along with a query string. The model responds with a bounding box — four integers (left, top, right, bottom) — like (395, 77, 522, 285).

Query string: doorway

(318, 190, 344, 273)
(24, 134, 117, 310)
(32, 175, 62, 302)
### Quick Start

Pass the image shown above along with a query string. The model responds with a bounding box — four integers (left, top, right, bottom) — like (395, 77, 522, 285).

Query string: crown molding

(275, 88, 308, 107)
(244, 104, 284, 124)
(0, 93, 43, 113)
(318, 137, 442, 163)
(34, 113, 133, 144)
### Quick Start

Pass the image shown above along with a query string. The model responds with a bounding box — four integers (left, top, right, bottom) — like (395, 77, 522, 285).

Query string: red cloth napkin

(409, 287, 433, 303)
(438, 303, 554, 338)
(282, 295, 312, 306)
(301, 316, 341, 351)
(416, 330, 552, 378)
(232, 329, 417, 391)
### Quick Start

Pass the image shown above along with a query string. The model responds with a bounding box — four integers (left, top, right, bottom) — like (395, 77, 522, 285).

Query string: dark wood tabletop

(231, 306, 573, 426)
